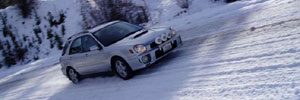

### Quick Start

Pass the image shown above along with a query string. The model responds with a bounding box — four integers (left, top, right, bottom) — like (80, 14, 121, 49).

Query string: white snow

(0, 0, 83, 65)
(1, 0, 300, 100)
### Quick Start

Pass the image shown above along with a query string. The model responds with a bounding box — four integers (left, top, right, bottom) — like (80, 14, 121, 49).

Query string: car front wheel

(67, 68, 80, 84)
(112, 58, 133, 80)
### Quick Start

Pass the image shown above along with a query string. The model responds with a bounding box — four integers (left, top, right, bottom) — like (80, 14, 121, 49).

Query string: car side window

(69, 37, 82, 55)
(82, 35, 102, 52)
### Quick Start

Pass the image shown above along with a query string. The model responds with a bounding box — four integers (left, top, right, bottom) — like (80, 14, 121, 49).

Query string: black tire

(112, 58, 134, 80)
(67, 67, 81, 84)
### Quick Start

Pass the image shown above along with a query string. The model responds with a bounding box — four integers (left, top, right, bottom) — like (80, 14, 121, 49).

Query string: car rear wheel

(112, 58, 133, 80)
(67, 68, 80, 84)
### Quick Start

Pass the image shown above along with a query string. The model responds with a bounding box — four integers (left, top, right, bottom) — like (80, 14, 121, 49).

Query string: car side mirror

(89, 45, 100, 51)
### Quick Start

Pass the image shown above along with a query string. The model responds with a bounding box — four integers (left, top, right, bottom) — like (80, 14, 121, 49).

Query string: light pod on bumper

(155, 37, 163, 44)
(161, 34, 168, 41)
(167, 32, 172, 39)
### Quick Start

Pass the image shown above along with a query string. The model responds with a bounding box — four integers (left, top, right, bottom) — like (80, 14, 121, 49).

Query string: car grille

(155, 40, 178, 59)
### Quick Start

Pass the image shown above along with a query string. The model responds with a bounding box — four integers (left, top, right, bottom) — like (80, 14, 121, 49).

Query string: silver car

(59, 21, 182, 83)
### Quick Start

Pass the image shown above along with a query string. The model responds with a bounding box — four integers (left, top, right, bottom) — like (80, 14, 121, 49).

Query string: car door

(68, 37, 87, 73)
(81, 35, 110, 73)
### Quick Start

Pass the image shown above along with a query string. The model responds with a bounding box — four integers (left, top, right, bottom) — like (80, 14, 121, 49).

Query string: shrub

(47, 12, 55, 26)
(16, 0, 36, 18)
(50, 39, 54, 48)
(5, 40, 10, 50)
(177, 0, 189, 9)
(225, 0, 238, 3)
(33, 9, 41, 25)
(0, 41, 3, 50)
(33, 27, 42, 33)
(23, 35, 27, 41)
(58, 11, 66, 24)
(0, 0, 18, 9)
(15, 47, 27, 61)
(33, 56, 39, 61)
(47, 29, 53, 39)
(29, 41, 33, 47)
(54, 34, 63, 50)
(3, 51, 16, 67)
(99, 0, 149, 24)
(2, 46, 28, 67)
(0, 13, 12, 38)
(33, 27, 42, 44)
(2, 25, 12, 37)
(47, 11, 66, 27)
(46, 29, 55, 48)
(80, 0, 149, 29)
(61, 25, 66, 36)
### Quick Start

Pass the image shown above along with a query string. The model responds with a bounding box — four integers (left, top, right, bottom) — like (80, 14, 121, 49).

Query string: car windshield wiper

(125, 29, 143, 38)
(133, 30, 148, 38)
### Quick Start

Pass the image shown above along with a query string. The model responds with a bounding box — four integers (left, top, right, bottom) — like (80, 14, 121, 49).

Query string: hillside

(0, 0, 83, 68)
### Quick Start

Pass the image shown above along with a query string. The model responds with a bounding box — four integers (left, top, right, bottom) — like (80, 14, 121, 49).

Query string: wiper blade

(133, 30, 148, 38)
(127, 29, 143, 37)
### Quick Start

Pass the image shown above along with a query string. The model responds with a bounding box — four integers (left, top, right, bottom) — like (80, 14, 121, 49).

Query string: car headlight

(134, 44, 147, 53)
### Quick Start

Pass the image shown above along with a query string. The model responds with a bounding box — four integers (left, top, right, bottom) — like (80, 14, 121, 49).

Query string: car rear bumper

(129, 34, 183, 71)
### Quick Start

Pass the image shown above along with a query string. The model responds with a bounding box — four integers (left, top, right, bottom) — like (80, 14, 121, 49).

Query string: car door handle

(85, 54, 88, 56)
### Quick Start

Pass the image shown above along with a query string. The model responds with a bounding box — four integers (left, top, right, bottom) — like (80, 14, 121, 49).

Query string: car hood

(111, 27, 171, 46)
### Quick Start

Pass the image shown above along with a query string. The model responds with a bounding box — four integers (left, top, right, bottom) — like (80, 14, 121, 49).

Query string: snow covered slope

(136, 0, 224, 25)
(0, 0, 83, 67)
(1, 0, 300, 100)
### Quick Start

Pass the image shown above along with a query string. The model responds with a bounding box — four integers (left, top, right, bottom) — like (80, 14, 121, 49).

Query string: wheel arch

(66, 66, 81, 77)
(110, 55, 134, 80)
(110, 55, 133, 70)
(111, 55, 124, 66)
(66, 66, 73, 77)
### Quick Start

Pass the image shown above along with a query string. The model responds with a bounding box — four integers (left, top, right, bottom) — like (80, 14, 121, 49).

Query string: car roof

(67, 31, 89, 40)
(88, 20, 120, 33)
(67, 20, 121, 40)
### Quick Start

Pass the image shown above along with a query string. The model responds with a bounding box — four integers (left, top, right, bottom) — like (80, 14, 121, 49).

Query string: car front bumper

(128, 34, 183, 71)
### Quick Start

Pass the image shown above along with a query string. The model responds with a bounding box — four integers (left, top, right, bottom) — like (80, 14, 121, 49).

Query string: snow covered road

(1, 0, 300, 100)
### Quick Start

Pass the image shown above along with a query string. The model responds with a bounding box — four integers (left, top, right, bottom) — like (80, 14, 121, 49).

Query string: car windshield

(93, 22, 142, 46)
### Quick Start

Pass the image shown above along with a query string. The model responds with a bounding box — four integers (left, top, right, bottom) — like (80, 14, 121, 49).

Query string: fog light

(141, 55, 151, 64)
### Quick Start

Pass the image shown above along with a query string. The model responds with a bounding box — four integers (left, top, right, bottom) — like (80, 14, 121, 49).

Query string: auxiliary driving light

(155, 37, 163, 44)
(161, 34, 168, 41)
